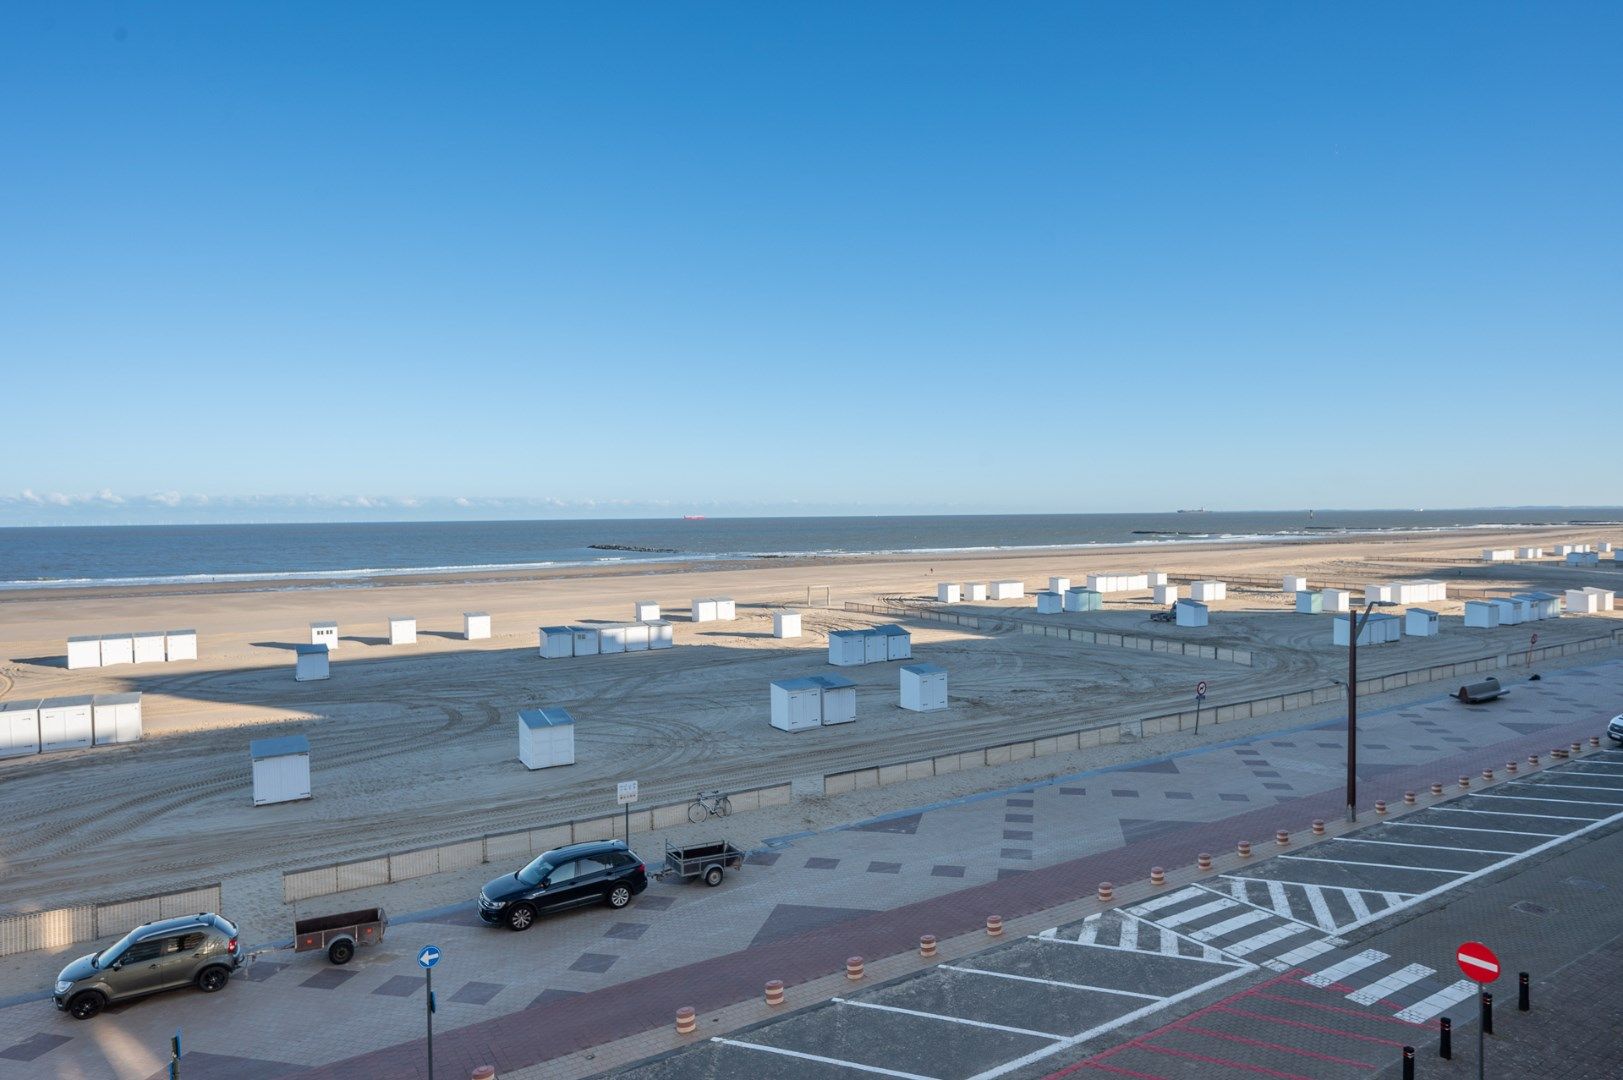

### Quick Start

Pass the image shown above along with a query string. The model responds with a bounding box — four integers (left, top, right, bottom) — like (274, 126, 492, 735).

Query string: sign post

(1456, 941, 1499, 1080)
(1194, 681, 1208, 734)
(1528, 632, 1537, 669)
(418, 945, 441, 1080)
(617, 780, 640, 840)
(169, 1029, 181, 1080)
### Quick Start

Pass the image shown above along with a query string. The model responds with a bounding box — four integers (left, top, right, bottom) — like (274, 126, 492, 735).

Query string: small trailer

(294, 907, 388, 964)
(1457, 677, 1508, 704)
(657, 839, 746, 888)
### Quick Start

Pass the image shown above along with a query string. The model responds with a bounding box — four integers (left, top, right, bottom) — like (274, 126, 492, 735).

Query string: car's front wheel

(68, 991, 105, 1020)
(606, 884, 632, 908)
(196, 967, 231, 993)
(506, 903, 537, 931)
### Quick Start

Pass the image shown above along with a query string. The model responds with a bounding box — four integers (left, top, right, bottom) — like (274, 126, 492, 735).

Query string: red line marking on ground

(1248, 989, 1436, 1028)
(1213, 1004, 1409, 1047)
(1173, 1024, 1378, 1069)
(1137, 1042, 1321, 1080)
(1071, 1062, 1169, 1080)
(1318, 978, 1416, 1013)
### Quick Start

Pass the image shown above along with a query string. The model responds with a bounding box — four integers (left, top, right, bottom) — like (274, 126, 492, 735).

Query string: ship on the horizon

(1176, 508, 1206, 514)
(682, 514, 706, 521)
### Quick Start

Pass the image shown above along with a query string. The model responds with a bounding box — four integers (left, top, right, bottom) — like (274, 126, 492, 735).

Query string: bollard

(1458, 775, 1470, 790)
(1431, 781, 1444, 796)
(986, 915, 1003, 937)
(1439, 1016, 1452, 1059)
(1482, 768, 1493, 782)
(1404, 790, 1417, 806)
(1506, 760, 1517, 775)
(472, 1068, 496, 1080)
(1237, 839, 1252, 858)
(1402, 1045, 1415, 1080)
(1097, 882, 1115, 902)
(1150, 867, 1165, 887)
(1571, 741, 1582, 755)
(1276, 829, 1289, 847)
(675, 1006, 697, 1035)
(765, 980, 785, 1007)
(919, 935, 937, 959)
(846, 956, 865, 981)
(1553, 747, 1567, 760)
(1592, 735, 1601, 749)
(1375, 801, 1387, 816)
(1197, 852, 1212, 872)
(1519, 971, 1529, 1011)
(1528, 753, 1539, 767)
(1312, 819, 1325, 836)
(1482, 991, 1493, 1035)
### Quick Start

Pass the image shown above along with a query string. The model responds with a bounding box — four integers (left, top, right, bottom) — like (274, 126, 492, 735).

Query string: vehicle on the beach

(294, 906, 388, 964)
(657, 838, 747, 887)
(478, 840, 648, 931)
(54, 913, 240, 1020)
(1608, 714, 1623, 743)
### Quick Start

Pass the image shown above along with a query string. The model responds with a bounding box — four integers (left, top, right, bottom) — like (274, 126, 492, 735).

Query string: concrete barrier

(0, 883, 223, 959)
(282, 783, 792, 902)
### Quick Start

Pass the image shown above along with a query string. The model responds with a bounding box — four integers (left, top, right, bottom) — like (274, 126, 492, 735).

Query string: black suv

(478, 840, 649, 931)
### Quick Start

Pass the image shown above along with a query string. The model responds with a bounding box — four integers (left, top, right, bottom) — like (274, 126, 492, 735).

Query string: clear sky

(4, 2, 1620, 523)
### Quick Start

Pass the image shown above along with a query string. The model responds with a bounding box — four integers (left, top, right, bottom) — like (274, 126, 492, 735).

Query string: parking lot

(617, 746, 1623, 1080)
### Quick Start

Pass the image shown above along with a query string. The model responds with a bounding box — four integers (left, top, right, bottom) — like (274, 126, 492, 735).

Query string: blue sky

(3, 3, 1620, 523)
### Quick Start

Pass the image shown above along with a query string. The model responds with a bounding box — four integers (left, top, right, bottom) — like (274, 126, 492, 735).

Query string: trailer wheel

(328, 939, 355, 965)
(703, 865, 724, 887)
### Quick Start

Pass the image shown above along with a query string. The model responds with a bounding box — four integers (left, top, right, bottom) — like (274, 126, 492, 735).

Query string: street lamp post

(1346, 600, 1392, 823)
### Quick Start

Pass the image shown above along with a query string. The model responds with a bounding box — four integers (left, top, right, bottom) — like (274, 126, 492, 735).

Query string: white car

(1609, 714, 1623, 744)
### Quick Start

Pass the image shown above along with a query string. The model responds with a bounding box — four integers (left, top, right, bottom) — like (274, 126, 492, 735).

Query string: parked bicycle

(687, 789, 733, 823)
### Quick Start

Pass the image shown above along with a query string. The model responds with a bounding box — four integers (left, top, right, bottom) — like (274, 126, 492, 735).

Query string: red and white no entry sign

(1456, 941, 1500, 983)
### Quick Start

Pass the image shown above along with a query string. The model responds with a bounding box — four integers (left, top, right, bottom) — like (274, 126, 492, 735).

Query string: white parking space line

(1156, 898, 1235, 928)
(1128, 886, 1205, 913)
(1343, 889, 1371, 922)
(1395, 980, 1478, 1024)
(937, 966, 1164, 1001)
(963, 964, 1256, 1080)
(1333, 836, 1520, 856)
(832, 999, 1065, 1041)
(1190, 908, 1272, 942)
(1226, 922, 1314, 957)
(1428, 806, 1598, 822)
(1509, 780, 1623, 793)
(1347, 963, 1433, 1005)
(711, 1038, 940, 1079)
(1117, 916, 1138, 952)
(1304, 883, 1336, 930)
(1472, 792, 1623, 808)
(1277, 854, 1469, 875)
(1385, 820, 1559, 838)
(1303, 949, 1389, 988)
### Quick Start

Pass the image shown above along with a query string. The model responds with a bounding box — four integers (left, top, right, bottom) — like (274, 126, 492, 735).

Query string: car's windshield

(516, 857, 552, 886)
(97, 927, 145, 967)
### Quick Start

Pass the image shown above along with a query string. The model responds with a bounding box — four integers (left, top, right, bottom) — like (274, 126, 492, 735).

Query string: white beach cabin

(1190, 581, 1226, 602)
(773, 611, 802, 638)
(828, 629, 867, 667)
(989, 580, 1024, 601)
(876, 624, 912, 660)
(165, 629, 198, 661)
(387, 617, 416, 645)
(862, 629, 888, 664)
(769, 677, 823, 732)
(962, 582, 987, 601)
(1463, 600, 1500, 629)
(899, 663, 948, 713)
(598, 624, 627, 654)
(1283, 575, 1309, 593)
(815, 675, 857, 726)
(100, 634, 135, 666)
(1146, 571, 1169, 587)
(518, 708, 576, 769)
(1036, 591, 1064, 614)
(623, 623, 651, 652)
(539, 626, 574, 659)
(37, 696, 94, 753)
(1153, 584, 1181, 605)
(1321, 589, 1351, 614)
(464, 612, 491, 640)
(66, 636, 102, 670)
(1565, 589, 1601, 614)
(1516, 547, 1543, 560)
(1296, 591, 1323, 614)
(294, 644, 330, 681)
(1064, 588, 1104, 612)
(1491, 599, 1521, 625)
(1049, 577, 1071, 595)
(647, 621, 674, 649)
(937, 583, 961, 603)
(1405, 608, 1440, 637)
(571, 626, 601, 656)
(1175, 599, 1209, 627)
(1585, 587, 1616, 611)
(0, 699, 40, 759)
(310, 621, 339, 651)
(691, 598, 719, 623)
(1482, 549, 1514, 562)
(91, 692, 143, 745)
(251, 735, 312, 805)
(634, 601, 660, 623)
(133, 630, 166, 664)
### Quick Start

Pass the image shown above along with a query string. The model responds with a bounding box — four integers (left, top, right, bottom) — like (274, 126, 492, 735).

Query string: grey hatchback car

(54, 913, 241, 1019)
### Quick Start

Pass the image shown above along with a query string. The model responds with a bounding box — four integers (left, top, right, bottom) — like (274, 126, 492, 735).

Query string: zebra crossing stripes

(1188, 907, 1272, 942)
(1225, 921, 1314, 957)
(1156, 897, 1236, 928)
(1036, 910, 1235, 963)
(1395, 979, 1478, 1023)
(1268, 938, 1337, 970)
(1302, 949, 1389, 988)
(1219, 874, 1411, 932)
(1346, 962, 1433, 1005)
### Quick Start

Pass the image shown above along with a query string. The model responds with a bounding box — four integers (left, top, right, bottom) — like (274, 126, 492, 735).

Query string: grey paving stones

(568, 952, 620, 973)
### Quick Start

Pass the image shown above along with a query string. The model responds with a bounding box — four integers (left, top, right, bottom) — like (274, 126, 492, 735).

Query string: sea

(1, 510, 1619, 591)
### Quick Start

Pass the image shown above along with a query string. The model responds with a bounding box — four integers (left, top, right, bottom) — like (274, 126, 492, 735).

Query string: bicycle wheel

(717, 796, 733, 818)
(687, 800, 707, 824)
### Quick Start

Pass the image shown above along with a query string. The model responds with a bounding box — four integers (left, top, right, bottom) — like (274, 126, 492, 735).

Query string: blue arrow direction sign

(417, 945, 441, 969)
